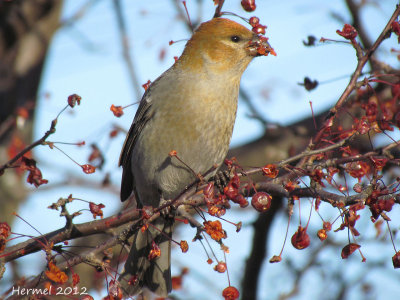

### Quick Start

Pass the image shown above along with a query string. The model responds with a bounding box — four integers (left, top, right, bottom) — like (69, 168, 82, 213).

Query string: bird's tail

(119, 216, 173, 297)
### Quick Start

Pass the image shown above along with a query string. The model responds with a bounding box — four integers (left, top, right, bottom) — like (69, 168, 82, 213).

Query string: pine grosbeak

(118, 17, 273, 297)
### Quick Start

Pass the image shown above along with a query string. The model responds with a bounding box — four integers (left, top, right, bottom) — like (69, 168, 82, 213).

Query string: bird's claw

(211, 170, 231, 193)
(158, 198, 175, 218)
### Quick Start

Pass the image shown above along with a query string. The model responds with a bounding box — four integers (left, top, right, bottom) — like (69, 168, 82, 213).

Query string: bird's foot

(158, 198, 175, 218)
(210, 170, 231, 193)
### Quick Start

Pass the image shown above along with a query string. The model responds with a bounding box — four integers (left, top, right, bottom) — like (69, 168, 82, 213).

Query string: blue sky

(4, 1, 400, 299)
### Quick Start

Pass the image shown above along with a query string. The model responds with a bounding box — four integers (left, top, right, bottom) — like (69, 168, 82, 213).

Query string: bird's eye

(230, 35, 241, 43)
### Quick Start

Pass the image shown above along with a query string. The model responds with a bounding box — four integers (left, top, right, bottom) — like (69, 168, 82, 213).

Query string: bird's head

(177, 18, 274, 77)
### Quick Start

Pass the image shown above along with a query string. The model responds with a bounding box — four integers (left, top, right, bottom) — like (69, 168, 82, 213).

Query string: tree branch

(112, 0, 142, 101)
(313, 4, 400, 146)
(0, 118, 57, 174)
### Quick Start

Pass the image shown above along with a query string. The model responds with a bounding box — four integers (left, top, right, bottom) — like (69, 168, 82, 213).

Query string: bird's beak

(247, 35, 276, 57)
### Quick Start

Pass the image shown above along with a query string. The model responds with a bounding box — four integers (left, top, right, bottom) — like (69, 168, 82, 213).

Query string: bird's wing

(119, 89, 154, 201)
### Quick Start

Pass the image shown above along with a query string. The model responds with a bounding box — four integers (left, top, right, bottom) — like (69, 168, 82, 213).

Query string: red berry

(222, 286, 240, 300)
(67, 94, 81, 108)
(395, 111, 400, 128)
(214, 261, 227, 273)
(336, 24, 358, 40)
(241, 0, 256, 12)
(249, 16, 259, 27)
(251, 192, 272, 212)
(317, 229, 327, 241)
(393, 251, 400, 269)
(236, 195, 249, 208)
(353, 183, 362, 193)
(291, 226, 310, 250)
(252, 24, 266, 35)
(262, 164, 279, 178)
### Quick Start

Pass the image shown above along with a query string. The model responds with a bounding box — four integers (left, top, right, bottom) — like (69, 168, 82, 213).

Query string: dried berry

(291, 226, 310, 250)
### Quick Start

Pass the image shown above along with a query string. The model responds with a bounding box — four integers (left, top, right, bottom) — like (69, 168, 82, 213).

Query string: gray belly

(131, 107, 235, 207)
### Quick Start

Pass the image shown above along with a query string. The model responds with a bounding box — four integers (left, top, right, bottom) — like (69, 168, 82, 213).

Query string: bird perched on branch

(118, 17, 273, 297)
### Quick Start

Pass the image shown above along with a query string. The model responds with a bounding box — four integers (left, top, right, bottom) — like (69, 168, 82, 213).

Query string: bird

(118, 17, 273, 297)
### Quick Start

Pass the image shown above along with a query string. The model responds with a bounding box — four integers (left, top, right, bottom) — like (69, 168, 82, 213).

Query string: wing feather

(119, 90, 154, 201)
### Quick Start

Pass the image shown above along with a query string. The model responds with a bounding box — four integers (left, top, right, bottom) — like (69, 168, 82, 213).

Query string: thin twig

(0, 119, 57, 174)
(239, 89, 269, 127)
(312, 5, 400, 146)
(2, 207, 138, 263)
(113, 0, 142, 101)
(345, 0, 373, 50)
(213, 0, 225, 18)
(277, 135, 352, 167)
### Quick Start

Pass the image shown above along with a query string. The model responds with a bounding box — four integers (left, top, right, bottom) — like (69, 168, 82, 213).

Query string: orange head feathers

(177, 18, 272, 75)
